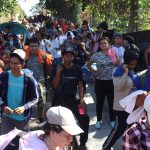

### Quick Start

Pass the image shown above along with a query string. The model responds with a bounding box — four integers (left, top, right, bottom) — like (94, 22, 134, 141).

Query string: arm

(46, 53, 53, 76)
(87, 59, 97, 74)
(52, 65, 63, 89)
(77, 66, 85, 105)
(78, 81, 84, 103)
(113, 73, 129, 91)
(0, 73, 14, 114)
(79, 42, 91, 59)
(122, 126, 141, 150)
(23, 76, 39, 110)
(113, 64, 129, 91)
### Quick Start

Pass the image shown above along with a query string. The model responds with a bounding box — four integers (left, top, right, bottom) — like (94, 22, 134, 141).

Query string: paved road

(29, 83, 121, 150)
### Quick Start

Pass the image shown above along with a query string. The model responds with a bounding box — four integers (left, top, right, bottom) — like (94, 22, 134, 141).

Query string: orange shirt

(24, 45, 53, 66)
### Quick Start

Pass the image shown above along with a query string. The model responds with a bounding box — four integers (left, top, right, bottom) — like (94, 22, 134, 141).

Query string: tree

(0, 0, 18, 16)
(30, 3, 44, 15)
(40, 0, 83, 23)
(128, 0, 139, 32)
(40, 0, 150, 32)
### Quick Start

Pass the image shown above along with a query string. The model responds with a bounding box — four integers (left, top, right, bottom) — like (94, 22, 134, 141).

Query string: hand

(79, 42, 86, 50)
(135, 91, 147, 109)
(14, 106, 25, 115)
(3, 106, 13, 115)
(78, 99, 85, 107)
(56, 64, 63, 74)
(115, 58, 120, 65)
(122, 64, 129, 74)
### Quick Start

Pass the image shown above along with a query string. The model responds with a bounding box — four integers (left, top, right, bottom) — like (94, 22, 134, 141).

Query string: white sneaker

(95, 121, 102, 129)
(110, 121, 116, 128)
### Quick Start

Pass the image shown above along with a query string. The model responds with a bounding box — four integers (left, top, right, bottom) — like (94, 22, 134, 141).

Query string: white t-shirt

(112, 45, 125, 64)
(39, 39, 51, 52)
(49, 38, 61, 58)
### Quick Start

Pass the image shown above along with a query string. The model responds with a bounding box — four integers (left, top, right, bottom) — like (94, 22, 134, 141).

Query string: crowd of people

(0, 15, 150, 150)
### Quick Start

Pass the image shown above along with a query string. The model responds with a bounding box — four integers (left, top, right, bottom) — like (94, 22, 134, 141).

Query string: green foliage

(0, 0, 25, 22)
(41, 0, 150, 32)
(40, 0, 82, 23)
(0, 0, 18, 16)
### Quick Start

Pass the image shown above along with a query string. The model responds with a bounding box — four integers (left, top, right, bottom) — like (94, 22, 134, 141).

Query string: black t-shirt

(74, 45, 87, 67)
(51, 64, 83, 97)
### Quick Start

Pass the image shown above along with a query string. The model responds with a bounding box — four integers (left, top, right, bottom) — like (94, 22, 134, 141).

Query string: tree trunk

(128, 0, 139, 32)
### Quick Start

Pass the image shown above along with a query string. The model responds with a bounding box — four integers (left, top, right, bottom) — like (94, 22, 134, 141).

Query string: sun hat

(39, 106, 84, 135)
(11, 49, 26, 61)
(127, 106, 144, 124)
(120, 90, 145, 113)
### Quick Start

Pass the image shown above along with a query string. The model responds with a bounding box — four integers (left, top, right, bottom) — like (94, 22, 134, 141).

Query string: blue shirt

(4, 71, 25, 121)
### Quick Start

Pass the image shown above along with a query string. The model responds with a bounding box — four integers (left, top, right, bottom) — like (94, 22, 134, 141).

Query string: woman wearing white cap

(19, 106, 83, 150)
(0, 106, 83, 150)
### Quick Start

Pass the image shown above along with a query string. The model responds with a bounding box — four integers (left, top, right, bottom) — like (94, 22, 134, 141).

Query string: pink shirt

(107, 48, 117, 64)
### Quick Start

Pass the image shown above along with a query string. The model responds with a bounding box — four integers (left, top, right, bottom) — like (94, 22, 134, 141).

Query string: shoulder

(24, 73, 37, 85)
(124, 122, 142, 139)
(92, 52, 101, 58)
(0, 71, 8, 80)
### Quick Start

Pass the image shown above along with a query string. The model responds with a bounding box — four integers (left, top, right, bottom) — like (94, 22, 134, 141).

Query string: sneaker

(110, 121, 116, 128)
(95, 121, 102, 129)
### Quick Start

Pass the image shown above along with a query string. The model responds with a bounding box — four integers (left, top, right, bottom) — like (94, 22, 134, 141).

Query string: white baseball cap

(40, 106, 84, 135)
(11, 49, 26, 61)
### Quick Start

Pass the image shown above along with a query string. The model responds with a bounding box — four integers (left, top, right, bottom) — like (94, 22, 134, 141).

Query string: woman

(87, 37, 118, 129)
(0, 106, 83, 150)
(102, 51, 139, 150)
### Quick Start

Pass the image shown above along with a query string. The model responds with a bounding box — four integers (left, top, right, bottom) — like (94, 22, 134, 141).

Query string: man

(26, 37, 53, 123)
(51, 46, 89, 150)
(0, 49, 38, 134)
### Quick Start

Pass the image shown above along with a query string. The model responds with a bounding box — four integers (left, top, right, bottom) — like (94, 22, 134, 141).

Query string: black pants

(102, 110, 129, 150)
(52, 94, 90, 146)
(95, 80, 115, 121)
